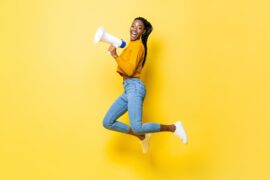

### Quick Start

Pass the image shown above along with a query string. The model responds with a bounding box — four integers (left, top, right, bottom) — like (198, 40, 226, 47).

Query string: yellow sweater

(116, 39, 145, 80)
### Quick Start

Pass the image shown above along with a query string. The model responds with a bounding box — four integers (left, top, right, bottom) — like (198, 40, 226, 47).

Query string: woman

(103, 17, 188, 153)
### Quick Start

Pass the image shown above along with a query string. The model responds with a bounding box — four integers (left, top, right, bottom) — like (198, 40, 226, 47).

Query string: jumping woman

(103, 17, 188, 153)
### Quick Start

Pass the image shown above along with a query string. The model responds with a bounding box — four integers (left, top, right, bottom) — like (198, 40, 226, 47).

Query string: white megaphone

(94, 26, 126, 48)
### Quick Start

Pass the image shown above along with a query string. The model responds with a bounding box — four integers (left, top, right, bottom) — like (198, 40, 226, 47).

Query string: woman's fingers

(107, 45, 118, 58)
(107, 45, 116, 52)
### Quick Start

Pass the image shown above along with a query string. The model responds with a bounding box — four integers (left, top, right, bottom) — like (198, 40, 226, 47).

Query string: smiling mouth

(131, 32, 137, 39)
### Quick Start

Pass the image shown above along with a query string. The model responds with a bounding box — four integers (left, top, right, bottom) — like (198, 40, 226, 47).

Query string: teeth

(131, 32, 137, 38)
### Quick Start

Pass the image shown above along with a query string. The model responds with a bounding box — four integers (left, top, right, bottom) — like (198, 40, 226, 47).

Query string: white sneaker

(140, 133, 151, 153)
(174, 121, 188, 144)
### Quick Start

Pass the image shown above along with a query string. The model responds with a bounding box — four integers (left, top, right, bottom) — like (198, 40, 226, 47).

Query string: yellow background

(1, 0, 269, 179)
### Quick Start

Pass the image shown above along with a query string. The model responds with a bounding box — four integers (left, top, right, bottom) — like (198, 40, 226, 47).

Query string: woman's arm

(108, 45, 144, 76)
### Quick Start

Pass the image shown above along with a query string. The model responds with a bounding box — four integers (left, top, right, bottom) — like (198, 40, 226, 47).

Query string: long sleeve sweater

(116, 39, 145, 80)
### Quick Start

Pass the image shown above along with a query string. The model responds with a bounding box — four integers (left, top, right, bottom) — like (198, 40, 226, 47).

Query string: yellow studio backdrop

(0, 0, 269, 179)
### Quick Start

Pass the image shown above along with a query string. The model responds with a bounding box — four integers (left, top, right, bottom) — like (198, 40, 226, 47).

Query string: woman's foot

(140, 133, 151, 153)
(173, 121, 188, 144)
(127, 130, 151, 153)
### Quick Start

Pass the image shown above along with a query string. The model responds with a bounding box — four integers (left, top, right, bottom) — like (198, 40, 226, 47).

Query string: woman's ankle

(160, 124, 175, 132)
(128, 129, 145, 140)
(137, 134, 145, 140)
(171, 124, 176, 132)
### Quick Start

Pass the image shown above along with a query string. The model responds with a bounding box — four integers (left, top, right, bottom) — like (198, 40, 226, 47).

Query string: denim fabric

(103, 78, 160, 134)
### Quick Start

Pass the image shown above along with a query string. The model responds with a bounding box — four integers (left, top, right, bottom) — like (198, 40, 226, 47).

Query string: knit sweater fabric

(116, 39, 145, 80)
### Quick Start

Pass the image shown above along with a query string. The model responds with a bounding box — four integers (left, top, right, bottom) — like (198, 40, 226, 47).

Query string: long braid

(135, 17, 153, 67)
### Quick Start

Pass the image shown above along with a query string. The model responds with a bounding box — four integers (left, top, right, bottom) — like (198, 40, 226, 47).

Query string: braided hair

(134, 17, 153, 67)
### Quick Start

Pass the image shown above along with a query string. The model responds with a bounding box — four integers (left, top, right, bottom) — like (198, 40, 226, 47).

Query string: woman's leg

(127, 93, 176, 134)
(126, 81, 176, 135)
(124, 78, 188, 153)
(103, 93, 145, 139)
(128, 92, 187, 144)
(103, 93, 129, 133)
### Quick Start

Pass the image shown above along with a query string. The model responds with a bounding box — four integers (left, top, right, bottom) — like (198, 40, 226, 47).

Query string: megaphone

(94, 26, 126, 48)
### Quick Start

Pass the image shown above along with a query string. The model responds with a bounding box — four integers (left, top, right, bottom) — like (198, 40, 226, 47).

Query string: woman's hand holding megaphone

(108, 45, 119, 59)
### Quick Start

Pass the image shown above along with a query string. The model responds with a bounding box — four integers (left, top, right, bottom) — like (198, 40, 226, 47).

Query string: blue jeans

(103, 78, 161, 135)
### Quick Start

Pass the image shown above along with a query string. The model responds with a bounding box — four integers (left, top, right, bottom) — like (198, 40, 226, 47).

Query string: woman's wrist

(112, 54, 119, 59)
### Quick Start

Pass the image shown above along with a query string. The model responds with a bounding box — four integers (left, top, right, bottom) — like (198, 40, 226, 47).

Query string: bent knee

(103, 117, 112, 129)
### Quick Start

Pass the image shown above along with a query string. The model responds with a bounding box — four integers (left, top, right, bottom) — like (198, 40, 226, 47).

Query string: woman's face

(130, 19, 145, 41)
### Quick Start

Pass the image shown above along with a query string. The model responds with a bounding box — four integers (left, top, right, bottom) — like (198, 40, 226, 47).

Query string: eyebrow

(132, 23, 143, 27)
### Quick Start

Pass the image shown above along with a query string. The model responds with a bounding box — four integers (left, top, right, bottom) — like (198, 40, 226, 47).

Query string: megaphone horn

(94, 27, 126, 48)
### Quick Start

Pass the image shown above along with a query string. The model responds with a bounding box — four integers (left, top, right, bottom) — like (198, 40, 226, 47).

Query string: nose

(131, 26, 138, 31)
